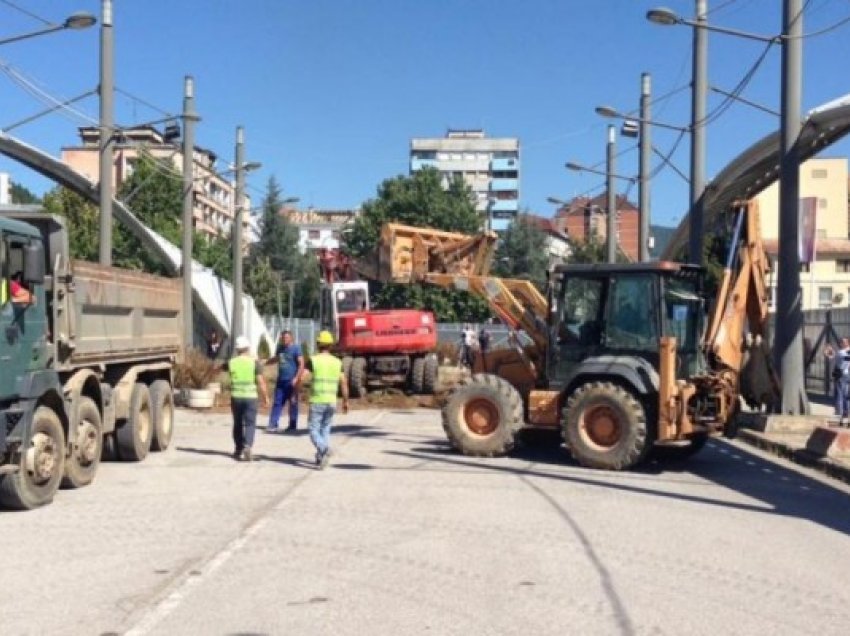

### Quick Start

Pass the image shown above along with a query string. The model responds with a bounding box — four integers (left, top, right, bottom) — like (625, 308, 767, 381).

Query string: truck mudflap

(1, 400, 33, 458)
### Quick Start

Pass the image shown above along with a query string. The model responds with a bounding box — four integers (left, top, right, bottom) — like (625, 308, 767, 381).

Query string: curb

(737, 428, 850, 485)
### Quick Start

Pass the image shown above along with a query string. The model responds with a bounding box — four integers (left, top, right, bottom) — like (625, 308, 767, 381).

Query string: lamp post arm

(677, 16, 781, 43)
(0, 23, 64, 46)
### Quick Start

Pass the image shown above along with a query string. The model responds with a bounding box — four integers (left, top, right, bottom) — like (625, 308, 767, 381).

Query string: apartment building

(551, 194, 640, 262)
(61, 126, 247, 241)
(281, 207, 359, 253)
(410, 129, 519, 231)
(756, 157, 850, 311)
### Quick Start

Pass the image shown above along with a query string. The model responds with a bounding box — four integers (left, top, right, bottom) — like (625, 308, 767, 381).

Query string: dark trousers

(231, 397, 258, 451)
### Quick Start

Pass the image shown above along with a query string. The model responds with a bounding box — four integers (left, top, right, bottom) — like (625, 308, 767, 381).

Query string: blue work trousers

(231, 398, 257, 451)
(308, 403, 336, 455)
(269, 380, 299, 430)
(836, 378, 850, 418)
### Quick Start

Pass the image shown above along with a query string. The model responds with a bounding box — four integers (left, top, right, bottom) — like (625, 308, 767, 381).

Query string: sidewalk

(736, 395, 850, 484)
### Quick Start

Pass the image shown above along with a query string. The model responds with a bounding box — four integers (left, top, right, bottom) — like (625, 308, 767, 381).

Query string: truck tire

(441, 373, 524, 457)
(342, 356, 353, 379)
(410, 357, 426, 394)
(349, 357, 367, 398)
(61, 397, 102, 489)
(0, 406, 66, 510)
(150, 379, 175, 452)
(422, 355, 439, 394)
(563, 382, 650, 470)
(652, 433, 710, 461)
(116, 383, 153, 462)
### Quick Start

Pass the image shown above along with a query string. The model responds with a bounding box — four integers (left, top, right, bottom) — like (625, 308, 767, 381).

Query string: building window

(308, 229, 320, 240)
(819, 287, 834, 307)
(837, 260, 850, 273)
(812, 168, 828, 179)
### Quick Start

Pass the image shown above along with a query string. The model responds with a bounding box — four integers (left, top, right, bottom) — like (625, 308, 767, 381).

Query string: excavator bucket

(377, 223, 498, 283)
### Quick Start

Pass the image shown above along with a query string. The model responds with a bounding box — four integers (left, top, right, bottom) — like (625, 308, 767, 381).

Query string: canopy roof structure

(661, 92, 850, 259)
(0, 130, 270, 353)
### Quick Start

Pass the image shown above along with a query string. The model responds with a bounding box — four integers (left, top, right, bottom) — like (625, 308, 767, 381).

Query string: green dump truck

(0, 210, 183, 510)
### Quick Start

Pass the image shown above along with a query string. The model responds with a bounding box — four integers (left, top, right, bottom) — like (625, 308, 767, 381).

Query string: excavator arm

(372, 223, 549, 354)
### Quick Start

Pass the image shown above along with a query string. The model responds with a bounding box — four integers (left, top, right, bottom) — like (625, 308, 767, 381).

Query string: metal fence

(263, 317, 514, 354)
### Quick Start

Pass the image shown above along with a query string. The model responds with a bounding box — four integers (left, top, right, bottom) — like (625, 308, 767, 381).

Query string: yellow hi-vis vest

(229, 356, 258, 399)
(310, 353, 342, 404)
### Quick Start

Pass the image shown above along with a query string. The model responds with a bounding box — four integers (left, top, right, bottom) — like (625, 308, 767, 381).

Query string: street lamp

(231, 125, 262, 350)
(0, 11, 96, 46)
(648, 0, 807, 413)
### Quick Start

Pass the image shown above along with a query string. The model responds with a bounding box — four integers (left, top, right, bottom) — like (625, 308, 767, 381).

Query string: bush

(175, 348, 221, 389)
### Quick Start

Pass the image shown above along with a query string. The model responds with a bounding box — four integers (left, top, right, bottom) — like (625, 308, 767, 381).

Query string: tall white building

(410, 129, 519, 231)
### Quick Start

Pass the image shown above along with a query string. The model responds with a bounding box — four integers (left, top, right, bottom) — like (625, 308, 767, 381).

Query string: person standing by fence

(267, 330, 305, 433)
(825, 337, 850, 425)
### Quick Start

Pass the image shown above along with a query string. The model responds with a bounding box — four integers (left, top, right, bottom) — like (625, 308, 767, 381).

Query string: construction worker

(303, 330, 349, 469)
(228, 335, 270, 461)
(267, 330, 304, 433)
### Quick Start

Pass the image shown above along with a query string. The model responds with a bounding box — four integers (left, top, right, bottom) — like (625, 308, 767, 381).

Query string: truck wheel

(422, 355, 439, 394)
(116, 383, 153, 462)
(563, 382, 650, 470)
(150, 380, 175, 452)
(349, 357, 367, 398)
(441, 373, 524, 457)
(652, 433, 709, 461)
(61, 397, 102, 489)
(342, 356, 353, 379)
(410, 357, 426, 394)
(0, 406, 66, 510)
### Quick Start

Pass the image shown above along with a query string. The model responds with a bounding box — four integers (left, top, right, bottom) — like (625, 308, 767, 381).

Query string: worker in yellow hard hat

(302, 330, 349, 469)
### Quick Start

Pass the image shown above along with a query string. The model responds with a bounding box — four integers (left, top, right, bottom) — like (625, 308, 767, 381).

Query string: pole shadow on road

(383, 437, 850, 538)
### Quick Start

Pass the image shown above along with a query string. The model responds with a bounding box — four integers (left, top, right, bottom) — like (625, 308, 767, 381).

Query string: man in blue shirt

(267, 330, 305, 433)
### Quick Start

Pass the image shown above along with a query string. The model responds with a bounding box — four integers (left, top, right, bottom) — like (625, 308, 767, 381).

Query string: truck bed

(55, 261, 183, 369)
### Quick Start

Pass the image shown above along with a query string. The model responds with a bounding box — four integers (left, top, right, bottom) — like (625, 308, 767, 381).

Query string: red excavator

(316, 247, 438, 397)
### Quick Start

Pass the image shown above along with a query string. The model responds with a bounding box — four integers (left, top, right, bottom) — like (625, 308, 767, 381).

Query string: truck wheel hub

(464, 399, 499, 436)
(580, 405, 621, 449)
(76, 422, 99, 464)
(25, 432, 57, 482)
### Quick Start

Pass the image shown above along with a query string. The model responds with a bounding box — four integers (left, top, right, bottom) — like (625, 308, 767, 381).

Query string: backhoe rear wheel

(563, 382, 649, 470)
(441, 373, 524, 457)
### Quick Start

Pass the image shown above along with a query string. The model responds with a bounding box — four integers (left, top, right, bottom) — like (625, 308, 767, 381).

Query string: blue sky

(2, 0, 850, 229)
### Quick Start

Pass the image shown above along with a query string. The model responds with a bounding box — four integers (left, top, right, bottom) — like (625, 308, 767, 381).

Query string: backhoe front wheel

(563, 382, 649, 470)
(441, 373, 524, 457)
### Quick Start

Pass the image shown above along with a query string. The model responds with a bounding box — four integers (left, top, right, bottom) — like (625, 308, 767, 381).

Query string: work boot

(232, 448, 243, 461)
(242, 447, 253, 462)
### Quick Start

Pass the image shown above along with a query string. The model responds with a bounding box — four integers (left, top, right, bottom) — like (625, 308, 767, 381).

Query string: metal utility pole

(606, 125, 617, 263)
(181, 76, 199, 350)
(98, 0, 113, 266)
(231, 126, 246, 346)
(638, 72, 652, 262)
(688, 0, 708, 265)
(775, 0, 807, 414)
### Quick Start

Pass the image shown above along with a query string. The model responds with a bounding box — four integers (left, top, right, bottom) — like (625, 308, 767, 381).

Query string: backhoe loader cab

(547, 261, 706, 391)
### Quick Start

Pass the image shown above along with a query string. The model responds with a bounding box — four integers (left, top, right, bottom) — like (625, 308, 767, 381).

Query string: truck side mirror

(23, 243, 45, 285)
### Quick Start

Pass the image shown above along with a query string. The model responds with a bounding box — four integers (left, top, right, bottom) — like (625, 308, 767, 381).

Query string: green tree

(567, 231, 630, 264)
(491, 214, 551, 290)
(10, 181, 40, 204)
(345, 168, 489, 322)
(42, 187, 99, 261)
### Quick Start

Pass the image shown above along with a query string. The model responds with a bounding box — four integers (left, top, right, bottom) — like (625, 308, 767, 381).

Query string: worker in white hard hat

(302, 330, 348, 469)
(228, 335, 269, 461)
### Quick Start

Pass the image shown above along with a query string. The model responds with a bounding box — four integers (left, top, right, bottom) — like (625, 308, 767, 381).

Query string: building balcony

(410, 157, 438, 171)
(491, 157, 519, 171)
(489, 199, 519, 217)
(490, 178, 518, 192)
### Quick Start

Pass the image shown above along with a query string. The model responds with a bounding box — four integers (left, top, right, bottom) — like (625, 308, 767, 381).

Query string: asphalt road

(3, 407, 850, 636)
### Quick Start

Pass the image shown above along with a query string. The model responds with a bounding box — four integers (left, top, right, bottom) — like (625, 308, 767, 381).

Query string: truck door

(0, 233, 47, 401)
